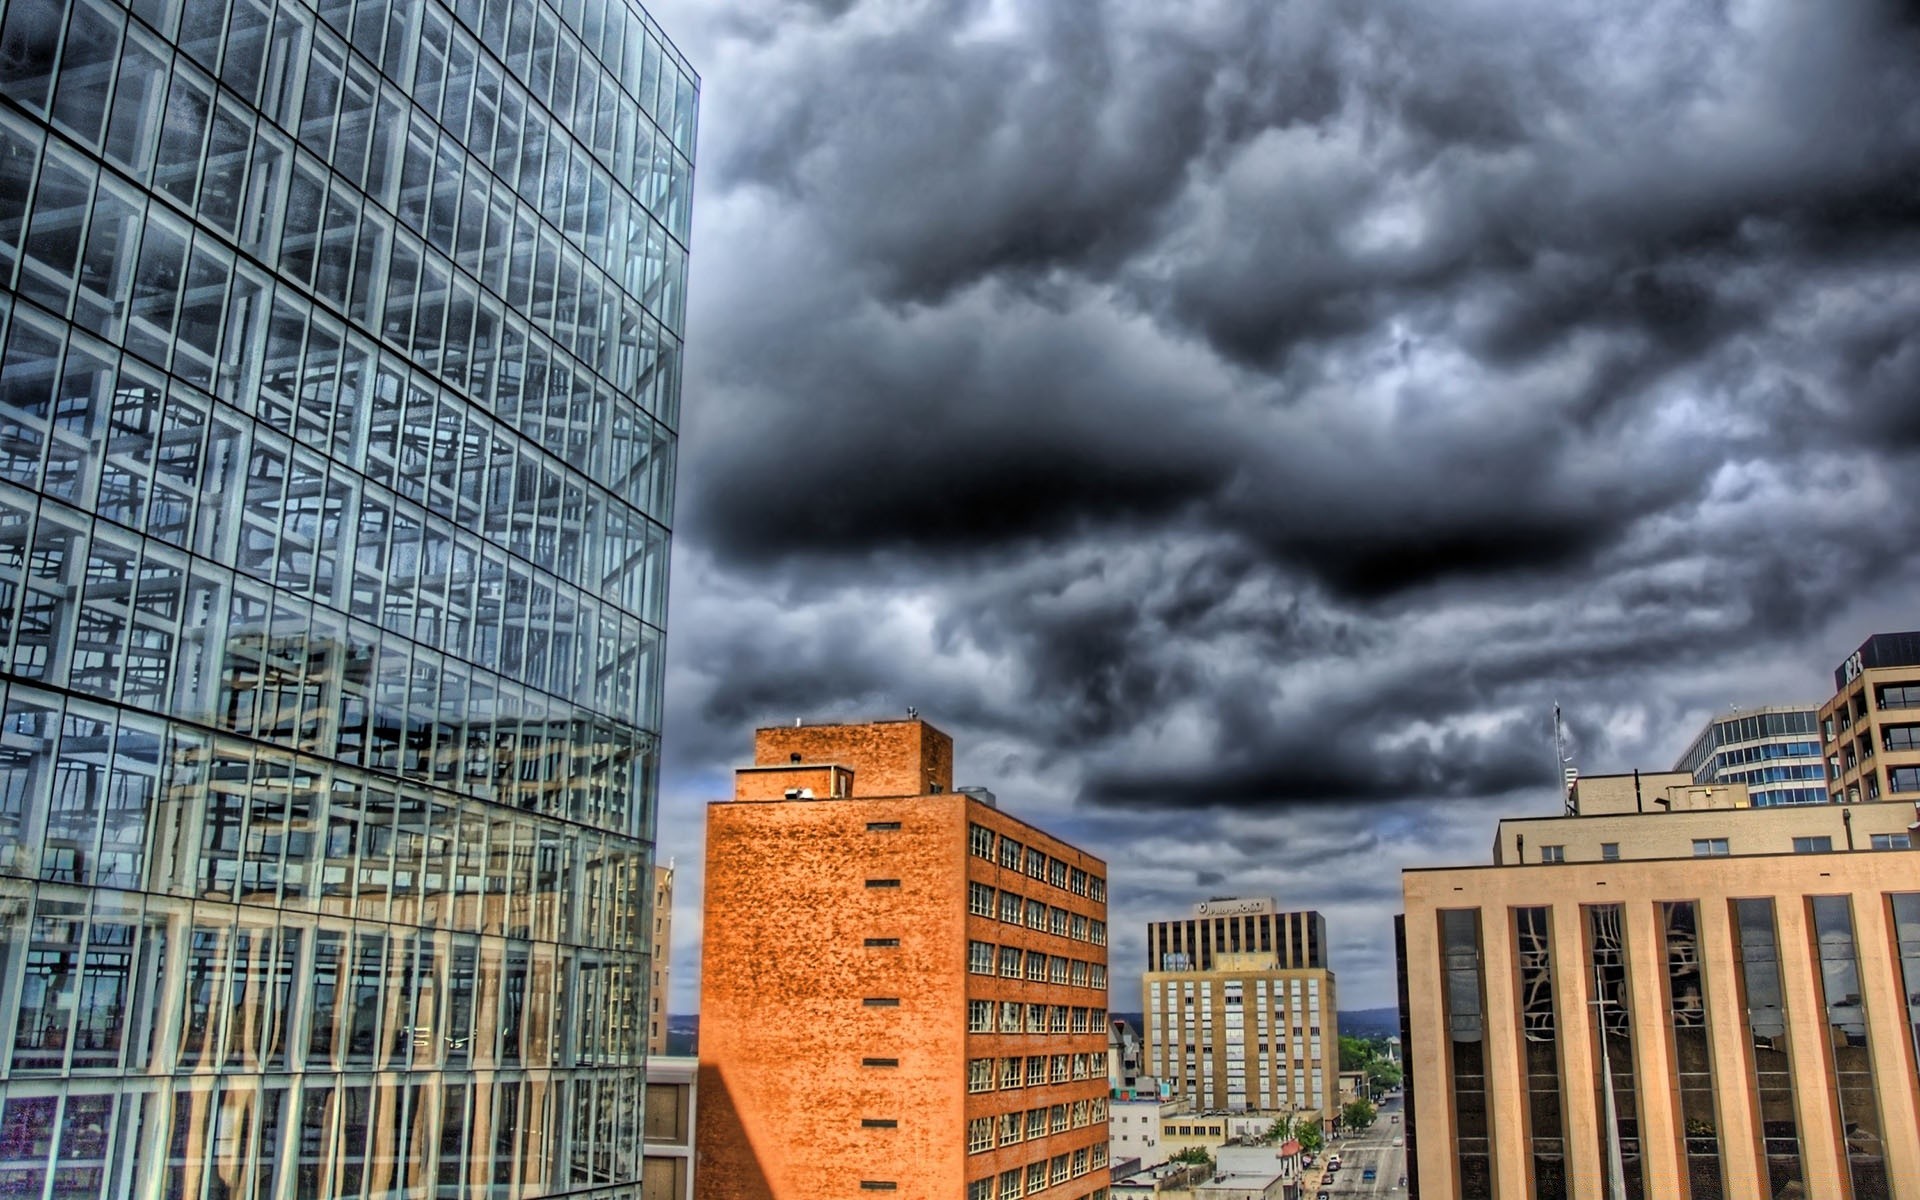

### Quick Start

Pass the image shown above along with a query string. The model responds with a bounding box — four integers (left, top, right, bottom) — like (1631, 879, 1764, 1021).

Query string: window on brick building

(969, 882, 994, 917)
(999, 838, 1023, 870)
(970, 824, 995, 858)
(968, 1058, 993, 1092)
(968, 1118, 993, 1153)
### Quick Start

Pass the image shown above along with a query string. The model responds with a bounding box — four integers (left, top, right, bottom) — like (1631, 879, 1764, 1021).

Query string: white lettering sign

(1194, 898, 1274, 917)
(1843, 651, 1865, 684)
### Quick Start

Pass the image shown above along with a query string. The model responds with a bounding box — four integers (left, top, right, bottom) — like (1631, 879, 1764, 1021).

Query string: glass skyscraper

(0, 0, 693, 1197)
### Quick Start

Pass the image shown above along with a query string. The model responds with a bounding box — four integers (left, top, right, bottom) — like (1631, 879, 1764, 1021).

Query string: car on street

(1363, 1168, 1378, 1183)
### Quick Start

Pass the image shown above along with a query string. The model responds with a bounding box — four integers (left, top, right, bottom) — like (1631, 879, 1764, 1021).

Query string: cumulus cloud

(643, 0, 1920, 1011)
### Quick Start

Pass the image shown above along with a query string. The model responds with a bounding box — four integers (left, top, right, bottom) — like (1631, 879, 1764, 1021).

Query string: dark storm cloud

(645, 0, 1920, 1009)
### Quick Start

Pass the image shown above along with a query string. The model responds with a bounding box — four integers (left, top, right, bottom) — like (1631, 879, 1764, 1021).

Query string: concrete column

(1479, 905, 1528, 1199)
(1697, 897, 1764, 1200)
(1773, 898, 1847, 1197)
(1852, 892, 1920, 1200)
(1403, 904, 1457, 1199)
(1625, 898, 1684, 1195)
(1551, 903, 1603, 1199)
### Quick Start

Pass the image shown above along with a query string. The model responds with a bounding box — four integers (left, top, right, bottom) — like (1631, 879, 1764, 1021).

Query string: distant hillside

(1339, 1008, 1401, 1037)
(665, 1015, 699, 1056)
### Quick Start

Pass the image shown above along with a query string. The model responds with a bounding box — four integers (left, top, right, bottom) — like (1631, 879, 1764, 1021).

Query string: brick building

(697, 719, 1113, 1200)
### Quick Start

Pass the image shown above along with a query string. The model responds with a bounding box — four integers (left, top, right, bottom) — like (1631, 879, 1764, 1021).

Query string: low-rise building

(1402, 769, 1920, 1198)
(644, 1055, 698, 1200)
(1110, 1093, 1182, 1170)
(1113, 1160, 1214, 1198)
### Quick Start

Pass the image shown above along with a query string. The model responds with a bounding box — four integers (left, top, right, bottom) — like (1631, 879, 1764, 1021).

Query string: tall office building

(1140, 899, 1337, 1120)
(1401, 772, 1920, 1200)
(1822, 631, 1920, 804)
(649, 862, 672, 1054)
(699, 719, 1113, 1200)
(1673, 704, 1827, 807)
(0, 2, 694, 1199)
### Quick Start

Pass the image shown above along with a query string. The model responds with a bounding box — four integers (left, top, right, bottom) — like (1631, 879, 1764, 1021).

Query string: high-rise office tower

(0, 2, 694, 1198)
(1672, 703, 1827, 807)
(699, 719, 1113, 1200)
(649, 862, 672, 1054)
(1401, 771, 1920, 1199)
(1140, 899, 1338, 1121)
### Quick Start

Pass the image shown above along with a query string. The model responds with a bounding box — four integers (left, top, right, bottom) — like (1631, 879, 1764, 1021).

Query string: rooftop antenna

(1556, 703, 1578, 815)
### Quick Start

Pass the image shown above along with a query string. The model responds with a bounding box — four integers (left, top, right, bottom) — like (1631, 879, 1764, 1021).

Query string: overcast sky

(639, 0, 1920, 1014)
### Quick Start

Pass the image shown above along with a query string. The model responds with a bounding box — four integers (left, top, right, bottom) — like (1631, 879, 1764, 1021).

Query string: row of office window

(967, 1000, 1107, 1036)
(0, 877, 652, 1081)
(0, 1069, 657, 1200)
(966, 1056, 1110, 1093)
(1537, 833, 1911, 863)
(1829, 685, 1920, 743)
(968, 882, 1106, 945)
(0, 150, 682, 571)
(0, 0, 696, 280)
(0, 683, 657, 916)
(967, 941, 1106, 989)
(1714, 740, 1820, 769)
(0, 300, 674, 714)
(965, 1101, 1106, 1152)
(967, 1155, 1105, 1199)
(968, 824, 1105, 902)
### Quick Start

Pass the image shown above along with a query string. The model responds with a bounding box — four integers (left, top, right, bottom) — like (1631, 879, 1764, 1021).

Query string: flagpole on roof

(1555, 704, 1578, 815)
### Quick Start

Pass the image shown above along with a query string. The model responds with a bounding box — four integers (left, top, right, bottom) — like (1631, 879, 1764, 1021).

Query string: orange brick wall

(698, 793, 971, 1199)
(752, 720, 955, 797)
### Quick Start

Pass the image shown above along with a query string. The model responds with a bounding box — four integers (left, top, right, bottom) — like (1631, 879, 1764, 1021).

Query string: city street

(1309, 1094, 1407, 1198)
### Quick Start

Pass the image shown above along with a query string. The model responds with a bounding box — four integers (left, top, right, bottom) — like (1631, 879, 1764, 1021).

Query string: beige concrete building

(644, 1055, 698, 1200)
(652, 862, 675, 1054)
(1401, 775, 1920, 1199)
(1142, 899, 1339, 1120)
(1823, 631, 1920, 805)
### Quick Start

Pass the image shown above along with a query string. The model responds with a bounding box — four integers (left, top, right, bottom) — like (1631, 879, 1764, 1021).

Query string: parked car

(1392, 1136, 1404, 1147)
(1363, 1168, 1378, 1183)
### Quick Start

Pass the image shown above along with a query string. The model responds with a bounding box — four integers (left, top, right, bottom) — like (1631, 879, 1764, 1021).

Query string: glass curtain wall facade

(0, 0, 693, 1199)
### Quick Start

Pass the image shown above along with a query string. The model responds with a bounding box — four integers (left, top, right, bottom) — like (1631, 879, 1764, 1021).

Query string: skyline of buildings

(696, 718, 1113, 1200)
(0, 1, 695, 1198)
